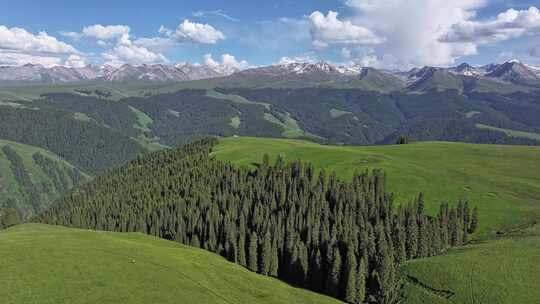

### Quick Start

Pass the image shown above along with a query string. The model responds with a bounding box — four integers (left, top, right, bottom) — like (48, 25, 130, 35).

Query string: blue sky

(1, 0, 539, 69)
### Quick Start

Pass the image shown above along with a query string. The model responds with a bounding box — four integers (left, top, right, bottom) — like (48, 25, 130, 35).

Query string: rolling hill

(401, 223, 540, 304)
(0, 224, 341, 304)
(0, 139, 89, 219)
(213, 137, 540, 236)
(212, 137, 540, 304)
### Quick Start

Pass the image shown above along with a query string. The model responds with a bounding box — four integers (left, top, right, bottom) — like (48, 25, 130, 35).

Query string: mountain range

(1, 60, 540, 90)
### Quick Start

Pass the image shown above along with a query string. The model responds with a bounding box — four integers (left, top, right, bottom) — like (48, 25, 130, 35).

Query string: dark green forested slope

(39, 138, 475, 303)
(9, 87, 540, 150)
(0, 139, 88, 220)
(0, 105, 145, 174)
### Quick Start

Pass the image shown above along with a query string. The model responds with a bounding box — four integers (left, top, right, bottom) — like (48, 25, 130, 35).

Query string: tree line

(38, 138, 478, 303)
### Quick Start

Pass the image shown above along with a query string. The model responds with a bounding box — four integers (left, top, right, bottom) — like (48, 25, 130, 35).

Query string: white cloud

(64, 24, 167, 66)
(442, 7, 540, 44)
(203, 53, 249, 70)
(221, 54, 249, 69)
(82, 24, 130, 40)
(203, 53, 219, 66)
(59, 31, 82, 39)
(325, 0, 489, 68)
(102, 37, 168, 66)
(64, 54, 87, 68)
(168, 20, 225, 44)
(309, 11, 383, 50)
(0, 51, 62, 67)
(133, 37, 175, 52)
(278, 55, 318, 65)
(0, 26, 78, 54)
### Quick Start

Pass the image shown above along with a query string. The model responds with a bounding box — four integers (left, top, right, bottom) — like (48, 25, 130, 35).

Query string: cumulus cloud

(165, 20, 225, 44)
(133, 37, 175, 52)
(102, 37, 168, 66)
(312, 0, 487, 68)
(63, 24, 167, 66)
(0, 25, 81, 67)
(441, 6, 540, 44)
(309, 11, 383, 50)
(64, 54, 87, 68)
(82, 24, 130, 40)
(278, 54, 318, 65)
(203, 53, 249, 70)
(0, 51, 63, 67)
(327, 2, 540, 68)
(0, 26, 78, 54)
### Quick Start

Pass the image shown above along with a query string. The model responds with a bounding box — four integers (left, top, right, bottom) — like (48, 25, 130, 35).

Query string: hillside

(213, 137, 540, 304)
(3, 85, 540, 148)
(401, 224, 540, 304)
(0, 104, 146, 174)
(0, 139, 89, 219)
(0, 224, 341, 304)
(38, 138, 473, 303)
(213, 137, 540, 236)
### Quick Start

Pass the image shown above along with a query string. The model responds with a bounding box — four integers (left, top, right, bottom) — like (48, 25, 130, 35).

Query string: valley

(1, 61, 540, 304)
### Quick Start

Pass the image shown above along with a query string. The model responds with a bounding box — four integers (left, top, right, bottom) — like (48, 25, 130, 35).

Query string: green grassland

(476, 123, 540, 142)
(0, 224, 341, 304)
(214, 137, 540, 236)
(213, 137, 540, 304)
(0, 139, 89, 217)
(401, 225, 540, 304)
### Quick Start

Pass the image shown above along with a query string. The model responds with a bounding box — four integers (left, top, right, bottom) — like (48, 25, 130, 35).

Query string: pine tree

(238, 233, 247, 267)
(405, 205, 418, 259)
(261, 230, 272, 275)
(344, 246, 358, 303)
(309, 249, 323, 291)
(270, 241, 279, 277)
(373, 224, 398, 304)
(326, 246, 341, 298)
(248, 232, 258, 272)
(356, 258, 366, 304)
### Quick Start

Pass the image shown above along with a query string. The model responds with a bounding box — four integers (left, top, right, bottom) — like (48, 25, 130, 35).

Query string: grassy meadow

(214, 137, 540, 236)
(0, 224, 341, 304)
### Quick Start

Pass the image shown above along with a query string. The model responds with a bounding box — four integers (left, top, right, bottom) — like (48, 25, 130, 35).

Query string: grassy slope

(214, 137, 540, 304)
(476, 123, 540, 142)
(214, 137, 540, 236)
(401, 226, 540, 304)
(0, 224, 341, 304)
(0, 139, 89, 216)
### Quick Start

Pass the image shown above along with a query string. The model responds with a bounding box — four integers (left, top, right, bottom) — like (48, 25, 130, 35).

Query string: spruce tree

(270, 242, 279, 277)
(356, 258, 366, 304)
(326, 246, 341, 298)
(405, 205, 418, 259)
(309, 249, 323, 292)
(248, 232, 258, 272)
(344, 246, 358, 303)
(261, 231, 272, 275)
(238, 233, 247, 267)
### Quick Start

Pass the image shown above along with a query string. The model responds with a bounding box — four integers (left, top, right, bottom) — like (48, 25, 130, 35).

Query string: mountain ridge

(2, 60, 540, 90)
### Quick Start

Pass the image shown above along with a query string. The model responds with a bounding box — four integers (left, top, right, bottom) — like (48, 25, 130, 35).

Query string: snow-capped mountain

(448, 63, 482, 77)
(0, 60, 539, 87)
(0, 62, 239, 84)
(485, 60, 540, 84)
